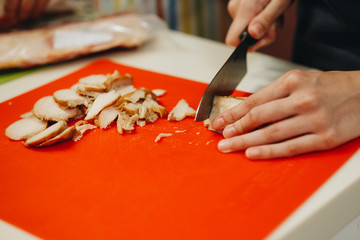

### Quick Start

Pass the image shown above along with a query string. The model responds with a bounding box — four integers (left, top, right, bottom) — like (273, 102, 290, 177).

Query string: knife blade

(194, 29, 256, 122)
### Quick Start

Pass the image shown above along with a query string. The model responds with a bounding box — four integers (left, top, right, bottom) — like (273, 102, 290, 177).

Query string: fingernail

(223, 125, 236, 138)
(246, 148, 260, 159)
(218, 139, 232, 153)
(251, 23, 264, 38)
(212, 117, 225, 129)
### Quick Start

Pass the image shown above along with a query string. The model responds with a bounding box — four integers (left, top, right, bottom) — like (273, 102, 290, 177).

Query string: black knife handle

(240, 28, 258, 46)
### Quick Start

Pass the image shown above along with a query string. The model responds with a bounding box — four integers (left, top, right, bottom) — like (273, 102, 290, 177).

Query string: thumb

(248, 0, 291, 39)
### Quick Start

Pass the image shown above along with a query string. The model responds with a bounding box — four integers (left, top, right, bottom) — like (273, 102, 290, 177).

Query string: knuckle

(320, 129, 338, 149)
(234, 118, 248, 133)
(294, 91, 321, 112)
(282, 70, 305, 91)
(263, 125, 281, 142)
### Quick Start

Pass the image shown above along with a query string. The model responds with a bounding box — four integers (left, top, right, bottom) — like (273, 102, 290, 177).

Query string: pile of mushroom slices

(5, 70, 192, 148)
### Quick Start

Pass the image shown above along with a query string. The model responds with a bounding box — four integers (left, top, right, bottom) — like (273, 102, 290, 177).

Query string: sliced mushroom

(20, 111, 34, 119)
(33, 96, 83, 122)
(53, 89, 88, 108)
(73, 120, 97, 142)
(77, 74, 109, 93)
(39, 126, 76, 147)
(96, 105, 119, 129)
(120, 102, 142, 115)
(5, 115, 48, 140)
(24, 121, 68, 147)
(155, 133, 172, 143)
(85, 90, 121, 120)
(143, 94, 168, 118)
(204, 96, 244, 131)
(116, 111, 138, 134)
(152, 89, 166, 97)
(167, 99, 196, 121)
(107, 71, 133, 90)
(120, 89, 146, 103)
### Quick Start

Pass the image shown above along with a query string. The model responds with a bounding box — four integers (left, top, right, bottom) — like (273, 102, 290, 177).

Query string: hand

(0, 0, 49, 30)
(226, 0, 292, 51)
(212, 70, 360, 159)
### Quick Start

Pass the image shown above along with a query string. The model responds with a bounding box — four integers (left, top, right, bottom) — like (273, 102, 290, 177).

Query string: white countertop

(1, 30, 359, 240)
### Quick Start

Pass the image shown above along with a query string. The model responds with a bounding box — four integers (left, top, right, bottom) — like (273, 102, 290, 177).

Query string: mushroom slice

(24, 121, 68, 147)
(39, 126, 76, 147)
(152, 89, 166, 97)
(117, 111, 137, 134)
(5, 115, 48, 140)
(143, 94, 168, 117)
(155, 133, 172, 143)
(85, 90, 121, 120)
(204, 96, 244, 131)
(73, 120, 97, 142)
(107, 72, 134, 90)
(77, 74, 109, 93)
(96, 105, 119, 129)
(121, 89, 146, 103)
(53, 89, 88, 108)
(20, 111, 34, 118)
(33, 96, 83, 122)
(116, 85, 137, 97)
(121, 102, 142, 115)
(167, 99, 196, 121)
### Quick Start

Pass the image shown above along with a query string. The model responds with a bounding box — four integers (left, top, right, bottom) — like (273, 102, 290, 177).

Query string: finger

(248, 0, 291, 39)
(227, 0, 240, 19)
(225, 0, 270, 46)
(248, 22, 277, 52)
(18, 0, 36, 21)
(212, 71, 298, 130)
(218, 115, 313, 154)
(244, 134, 326, 159)
(223, 97, 296, 138)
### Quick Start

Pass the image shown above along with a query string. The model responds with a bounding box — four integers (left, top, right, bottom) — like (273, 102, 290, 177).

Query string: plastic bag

(0, 12, 167, 70)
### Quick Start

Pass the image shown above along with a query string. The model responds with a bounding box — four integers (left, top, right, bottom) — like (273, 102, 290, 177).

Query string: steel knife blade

(194, 30, 256, 122)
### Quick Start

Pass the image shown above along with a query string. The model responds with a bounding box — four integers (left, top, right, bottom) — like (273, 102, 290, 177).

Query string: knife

(194, 29, 257, 122)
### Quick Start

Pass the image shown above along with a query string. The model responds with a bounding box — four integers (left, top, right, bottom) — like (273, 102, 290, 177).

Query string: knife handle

(240, 28, 257, 46)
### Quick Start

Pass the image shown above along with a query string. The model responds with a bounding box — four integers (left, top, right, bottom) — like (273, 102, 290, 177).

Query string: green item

(0, 67, 43, 85)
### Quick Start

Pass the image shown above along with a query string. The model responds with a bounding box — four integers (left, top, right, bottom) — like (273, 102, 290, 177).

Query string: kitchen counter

(0, 30, 359, 240)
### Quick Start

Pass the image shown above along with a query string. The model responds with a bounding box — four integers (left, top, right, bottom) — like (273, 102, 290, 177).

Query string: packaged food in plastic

(0, 12, 167, 70)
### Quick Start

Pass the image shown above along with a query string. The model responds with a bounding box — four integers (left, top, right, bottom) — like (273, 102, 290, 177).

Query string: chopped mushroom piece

(155, 133, 172, 143)
(24, 121, 68, 147)
(143, 94, 168, 118)
(53, 89, 88, 108)
(167, 99, 196, 121)
(117, 111, 137, 133)
(85, 90, 121, 120)
(73, 121, 97, 142)
(152, 89, 166, 97)
(96, 106, 119, 129)
(204, 96, 244, 131)
(107, 72, 133, 90)
(20, 111, 34, 119)
(33, 96, 83, 122)
(39, 126, 76, 147)
(5, 116, 48, 140)
(77, 74, 109, 93)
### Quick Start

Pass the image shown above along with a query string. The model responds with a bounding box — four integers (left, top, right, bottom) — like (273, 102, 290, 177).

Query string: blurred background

(12, 0, 297, 61)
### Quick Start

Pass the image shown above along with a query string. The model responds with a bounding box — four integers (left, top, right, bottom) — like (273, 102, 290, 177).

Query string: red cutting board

(0, 59, 359, 240)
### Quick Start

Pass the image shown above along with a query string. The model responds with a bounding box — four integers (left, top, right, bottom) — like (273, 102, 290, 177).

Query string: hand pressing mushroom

(204, 96, 244, 132)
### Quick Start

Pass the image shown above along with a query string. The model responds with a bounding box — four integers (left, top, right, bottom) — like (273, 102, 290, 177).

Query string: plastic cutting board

(1, 59, 359, 240)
